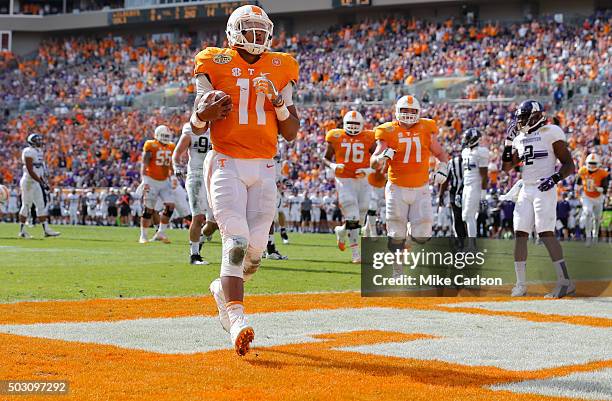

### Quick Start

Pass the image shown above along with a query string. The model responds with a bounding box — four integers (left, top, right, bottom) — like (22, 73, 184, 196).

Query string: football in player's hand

(198, 90, 232, 121)
(203, 90, 228, 104)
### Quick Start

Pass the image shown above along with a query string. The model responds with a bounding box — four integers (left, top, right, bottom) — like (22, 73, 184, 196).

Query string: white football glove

(253, 75, 283, 106)
(329, 163, 345, 173)
(433, 162, 448, 185)
(381, 148, 396, 160)
(173, 164, 187, 179)
(355, 167, 374, 178)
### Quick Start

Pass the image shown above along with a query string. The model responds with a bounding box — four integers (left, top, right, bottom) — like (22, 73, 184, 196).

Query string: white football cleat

(139, 236, 148, 244)
(230, 315, 254, 357)
(44, 229, 61, 237)
(209, 278, 230, 333)
(282, 239, 289, 245)
(151, 231, 171, 244)
(351, 255, 361, 264)
(511, 284, 527, 297)
(545, 281, 576, 299)
(18, 231, 32, 239)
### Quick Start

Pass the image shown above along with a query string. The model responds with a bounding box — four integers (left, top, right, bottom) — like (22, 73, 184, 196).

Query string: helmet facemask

(515, 108, 546, 134)
(396, 107, 420, 126)
(27, 134, 43, 148)
(154, 126, 173, 145)
(344, 120, 363, 136)
(586, 154, 600, 172)
(227, 16, 273, 55)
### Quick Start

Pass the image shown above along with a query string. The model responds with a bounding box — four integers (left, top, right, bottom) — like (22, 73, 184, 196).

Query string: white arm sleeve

(195, 74, 214, 96)
(478, 147, 490, 168)
(280, 83, 294, 107)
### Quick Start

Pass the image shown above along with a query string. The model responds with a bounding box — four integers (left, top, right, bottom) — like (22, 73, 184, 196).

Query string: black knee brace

(387, 237, 405, 252)
(142, 210, 153, 219)
(367, 210, 377, 216)
(162, 206, 174, 218)
(346, 221, 361, 230)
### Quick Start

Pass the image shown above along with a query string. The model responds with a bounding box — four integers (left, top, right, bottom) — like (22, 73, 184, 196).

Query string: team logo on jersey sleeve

(213, 54, 232, 64)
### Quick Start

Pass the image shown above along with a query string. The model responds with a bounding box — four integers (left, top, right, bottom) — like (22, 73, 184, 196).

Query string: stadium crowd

(0, 13, 610, 239)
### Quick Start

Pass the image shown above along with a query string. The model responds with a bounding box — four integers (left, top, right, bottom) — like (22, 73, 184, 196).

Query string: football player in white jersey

(264, 156, 288, 260)
(173, 122, 216, 265)
(67, 189, 80, 225)
(502, 100, 576, 298)
(7, 187, 19, 222)
(310, 191, 323, 233)
(460, 128, 489, 247)
(18, 134, 60, 238)
(287, 189, 303, 232)
(86, 190, 97, 225)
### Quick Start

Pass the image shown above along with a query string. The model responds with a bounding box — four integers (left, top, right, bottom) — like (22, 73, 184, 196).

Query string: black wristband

(502, 146, 513, 162)
(551, 172, 563, 184)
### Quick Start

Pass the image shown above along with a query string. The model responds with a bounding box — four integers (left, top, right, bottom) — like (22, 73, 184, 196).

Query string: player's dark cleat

(264, 250, 288, 260)
(190, 254, 209, 265)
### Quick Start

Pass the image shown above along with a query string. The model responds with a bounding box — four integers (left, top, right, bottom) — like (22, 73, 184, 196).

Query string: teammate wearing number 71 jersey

(324, 110, 376, 263)
(371, 95, 449, 253)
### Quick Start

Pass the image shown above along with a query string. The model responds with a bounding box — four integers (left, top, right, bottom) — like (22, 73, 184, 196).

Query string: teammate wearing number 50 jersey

(139, 125, 176, 244)
(371, 95, 449, 255)
(190, 5, 300, 356)
(324, 110, 376, 264)
(172, 122, 218, 265)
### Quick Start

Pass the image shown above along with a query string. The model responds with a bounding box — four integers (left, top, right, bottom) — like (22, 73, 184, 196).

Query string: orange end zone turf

(0, 292, 610, 401)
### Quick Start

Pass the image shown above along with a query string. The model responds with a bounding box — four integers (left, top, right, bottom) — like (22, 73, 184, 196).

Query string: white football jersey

(182, 123, 211, 177)
(461, 146, 490, 186)
(323, 195, 335, 211)
(21, 146, 45, 181)
(311, 196, 322, 209)
(512, 124, 566, 185)
(68, 193, 80, 209)
(87, 193, 98, 208)
(288, 195, 303, 212)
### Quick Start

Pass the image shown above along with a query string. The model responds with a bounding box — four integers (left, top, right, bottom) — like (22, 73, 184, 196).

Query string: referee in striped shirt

(438, 154, 467, 245)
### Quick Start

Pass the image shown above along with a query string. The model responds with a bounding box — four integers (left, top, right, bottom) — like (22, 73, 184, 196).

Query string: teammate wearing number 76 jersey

(371, 95, 449, 255)
(324, 110, 376, 264)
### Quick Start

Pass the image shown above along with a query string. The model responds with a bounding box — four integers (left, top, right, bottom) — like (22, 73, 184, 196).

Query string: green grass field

(0, 223, 609, 302)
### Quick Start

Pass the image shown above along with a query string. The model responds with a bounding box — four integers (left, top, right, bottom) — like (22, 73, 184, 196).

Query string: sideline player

(139, 125, 176, 244)
(370, 96, 449, 258)
(460, 128, 489, 248)
(173, 122, 216, 264)
(576, 153, 609, 246)
(502, 100, 576, 298)
(18, 134, 60, 238)
(191, 4, 300, 356)
(324, 110, 376, 263)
